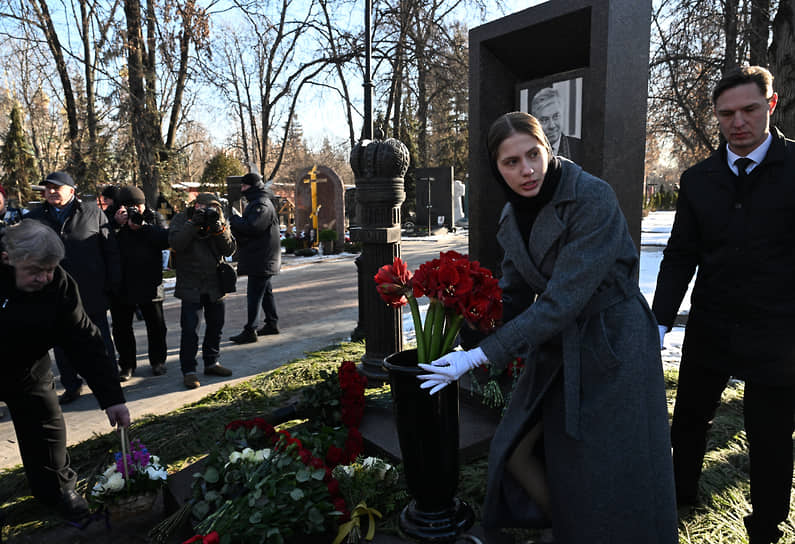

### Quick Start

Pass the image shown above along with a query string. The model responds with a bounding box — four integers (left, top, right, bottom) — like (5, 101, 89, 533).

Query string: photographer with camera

(110, 186, 170, 381)
(169, 193, 236, 389)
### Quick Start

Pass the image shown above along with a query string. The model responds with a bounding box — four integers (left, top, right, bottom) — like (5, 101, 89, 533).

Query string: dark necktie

(733, 157, 753, 202)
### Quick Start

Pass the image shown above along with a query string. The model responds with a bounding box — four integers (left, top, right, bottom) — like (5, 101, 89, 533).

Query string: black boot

(229, 327, 257, 344)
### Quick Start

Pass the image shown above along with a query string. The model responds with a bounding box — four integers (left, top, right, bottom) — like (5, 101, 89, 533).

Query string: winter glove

(658, 325, 667, 349)
(417, 347, 488, 395)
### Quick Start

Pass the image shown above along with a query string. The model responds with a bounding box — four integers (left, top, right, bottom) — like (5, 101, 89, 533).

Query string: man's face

(44, 183, 75, 208)
(3, 256, 57, 292)
(100, 196, 114, 210)
(714, 82, 777, 156)
(533, 100, 562, 146)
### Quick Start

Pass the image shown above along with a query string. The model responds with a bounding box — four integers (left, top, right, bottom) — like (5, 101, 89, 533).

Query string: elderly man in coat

(228, 172, 282, 344)
(0, 220, 130, 521)
(169, 193, 236, 389)
(27, 171, 121, 404)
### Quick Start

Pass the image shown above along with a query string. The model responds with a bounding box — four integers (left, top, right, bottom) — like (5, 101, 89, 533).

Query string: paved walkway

(0, 233, 470, 470)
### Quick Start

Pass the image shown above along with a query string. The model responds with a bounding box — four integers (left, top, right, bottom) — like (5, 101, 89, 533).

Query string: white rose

(146, 465, 167, 481)
(340, 465, 355, 478)
(106, 472, 125, 492)
(254, 449, 270, 462)
(228, 451, 242, 464)
(103, 464, 117, 478)
(362, 457, 378, 469)
(241, 448, 255, 461)
(149, 455, 160, 465)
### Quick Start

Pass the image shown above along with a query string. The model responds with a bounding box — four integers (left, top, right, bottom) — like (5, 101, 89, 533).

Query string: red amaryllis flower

(326, 445, 344, 466)
(374, 257, 413, 307)
(374, 250, 502, 364)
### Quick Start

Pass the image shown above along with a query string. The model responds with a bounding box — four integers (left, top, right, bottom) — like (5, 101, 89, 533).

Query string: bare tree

(770, 0, 795, 134)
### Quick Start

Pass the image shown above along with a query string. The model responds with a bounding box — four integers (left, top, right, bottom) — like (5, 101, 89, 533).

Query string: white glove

(417, 347, 488, 395)
(658, 325, 667, 350)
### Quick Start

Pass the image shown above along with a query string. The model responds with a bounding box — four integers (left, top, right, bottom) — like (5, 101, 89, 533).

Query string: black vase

(383, 349, 474, 542)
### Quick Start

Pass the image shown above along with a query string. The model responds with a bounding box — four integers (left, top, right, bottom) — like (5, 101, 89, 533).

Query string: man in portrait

(531, 86, 582, 163)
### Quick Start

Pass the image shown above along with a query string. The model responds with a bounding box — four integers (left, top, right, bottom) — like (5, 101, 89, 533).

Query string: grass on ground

(0, 342, 792, 543)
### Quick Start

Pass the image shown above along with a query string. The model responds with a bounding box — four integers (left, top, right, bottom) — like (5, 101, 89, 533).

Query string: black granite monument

(468, 0, 652, 272)
(415, 166, 455, 233)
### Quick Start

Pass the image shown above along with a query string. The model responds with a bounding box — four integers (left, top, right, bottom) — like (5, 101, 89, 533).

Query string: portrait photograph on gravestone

(518, 73, 584, 164)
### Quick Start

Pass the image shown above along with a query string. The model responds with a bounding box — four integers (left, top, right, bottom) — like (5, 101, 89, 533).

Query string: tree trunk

(749, 0, 771, 66)
(124, 0, 162, 206)
(723, 0, 740, 73)
(770, 0, 795, 135)
(32, 0, 85, 181)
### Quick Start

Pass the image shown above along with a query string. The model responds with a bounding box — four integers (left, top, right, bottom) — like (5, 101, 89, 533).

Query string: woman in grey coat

(419, 112, 678, 543)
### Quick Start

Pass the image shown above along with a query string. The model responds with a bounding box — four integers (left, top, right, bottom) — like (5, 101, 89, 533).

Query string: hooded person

(228, 172, 282, 344)
(168, 193, 236, 389)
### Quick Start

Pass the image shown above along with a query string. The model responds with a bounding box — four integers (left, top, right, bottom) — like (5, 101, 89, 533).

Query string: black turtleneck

(511, 157, 562, 245)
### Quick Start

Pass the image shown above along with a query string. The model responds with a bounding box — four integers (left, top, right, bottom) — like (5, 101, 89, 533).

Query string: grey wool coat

(478, 160, 678, 543)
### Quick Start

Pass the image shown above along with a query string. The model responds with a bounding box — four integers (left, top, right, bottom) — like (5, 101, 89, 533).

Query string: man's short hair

(712, 65, 774, 104)
(531, 87, 562, 114)
(3, 220, 64, 266)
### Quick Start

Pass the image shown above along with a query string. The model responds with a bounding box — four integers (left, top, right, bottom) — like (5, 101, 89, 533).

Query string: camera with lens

(126, 206, 144, 226)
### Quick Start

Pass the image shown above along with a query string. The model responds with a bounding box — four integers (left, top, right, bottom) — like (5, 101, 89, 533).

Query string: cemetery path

(0, 232, 469, 471)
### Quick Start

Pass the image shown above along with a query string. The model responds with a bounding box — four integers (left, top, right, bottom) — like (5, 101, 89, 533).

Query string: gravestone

(468, 0, 652, 272)
(415, 166, 454, 233)
(454, 179, 466, 225)
(294, 165, 345, 245)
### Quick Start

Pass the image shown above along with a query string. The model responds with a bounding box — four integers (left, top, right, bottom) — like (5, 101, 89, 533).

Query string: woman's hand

(417, 347, 488, 395)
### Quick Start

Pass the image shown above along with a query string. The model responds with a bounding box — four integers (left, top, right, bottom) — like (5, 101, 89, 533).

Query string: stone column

(350, 137, 409, 380)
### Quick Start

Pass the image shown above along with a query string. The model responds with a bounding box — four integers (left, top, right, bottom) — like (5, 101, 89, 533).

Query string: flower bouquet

(374, 250, 502, 364)
(90, 436, 167, 518)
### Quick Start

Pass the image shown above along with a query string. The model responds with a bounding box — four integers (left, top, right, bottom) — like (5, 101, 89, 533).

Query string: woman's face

(496, 132, 549, 198)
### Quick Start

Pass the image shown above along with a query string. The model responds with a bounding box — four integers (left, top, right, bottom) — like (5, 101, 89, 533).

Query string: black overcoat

(478, 160, 678, 543)
(27, 199, 120, 315)
(652, 128, 795, 385)
(0, 264, 124, 408)
(230, 185, 281, 277)
(114, 211, 169, 304)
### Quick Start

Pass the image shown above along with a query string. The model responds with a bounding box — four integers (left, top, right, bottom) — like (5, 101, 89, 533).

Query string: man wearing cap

(27, 171, 121, 404)
(110, 186, 170, 381)
(169, 193, 236, 389)
(1, 220, 130, 521)
(228, 172, 281, 344)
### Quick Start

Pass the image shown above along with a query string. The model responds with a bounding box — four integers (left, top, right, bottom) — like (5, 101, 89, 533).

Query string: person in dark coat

(419, 112, 678, 544)
(228, 172, 282, 344)
(27, 171, 120, 404)
(169, 193, 236, 389)
(110, 185, 170, 380)
(100, 184, 120, 222)
(653, 65, 795, 544)
(0, 220, 130, 521)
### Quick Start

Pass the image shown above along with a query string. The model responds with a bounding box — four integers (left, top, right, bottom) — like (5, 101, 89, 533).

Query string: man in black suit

(653, 65, 794, 544)
(530, 87, 582, 163)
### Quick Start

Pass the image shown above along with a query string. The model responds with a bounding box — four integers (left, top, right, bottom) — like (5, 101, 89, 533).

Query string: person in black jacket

(653, 66, 795, 544)
(0, 220, 130, 521)
(110, 186, 170, 380)
(27, 171, 121, 404)
(228, 172, 282, 344)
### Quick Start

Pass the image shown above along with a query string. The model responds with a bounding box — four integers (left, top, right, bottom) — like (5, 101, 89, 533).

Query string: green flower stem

(440, 312, 464, 356)
(428, 300, 446, 362)
(407, 296, 427, 364)
(422, 300, 438, 360)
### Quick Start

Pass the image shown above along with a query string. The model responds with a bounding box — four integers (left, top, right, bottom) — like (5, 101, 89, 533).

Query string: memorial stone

(415, 166, 454, 233)
(294, 165, 346, 246)
(468, 0, 652, 272)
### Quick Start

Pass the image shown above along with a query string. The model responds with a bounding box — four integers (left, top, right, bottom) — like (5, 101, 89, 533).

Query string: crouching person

(0, 220, 130, 520)
(169, 193, 236, 390)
